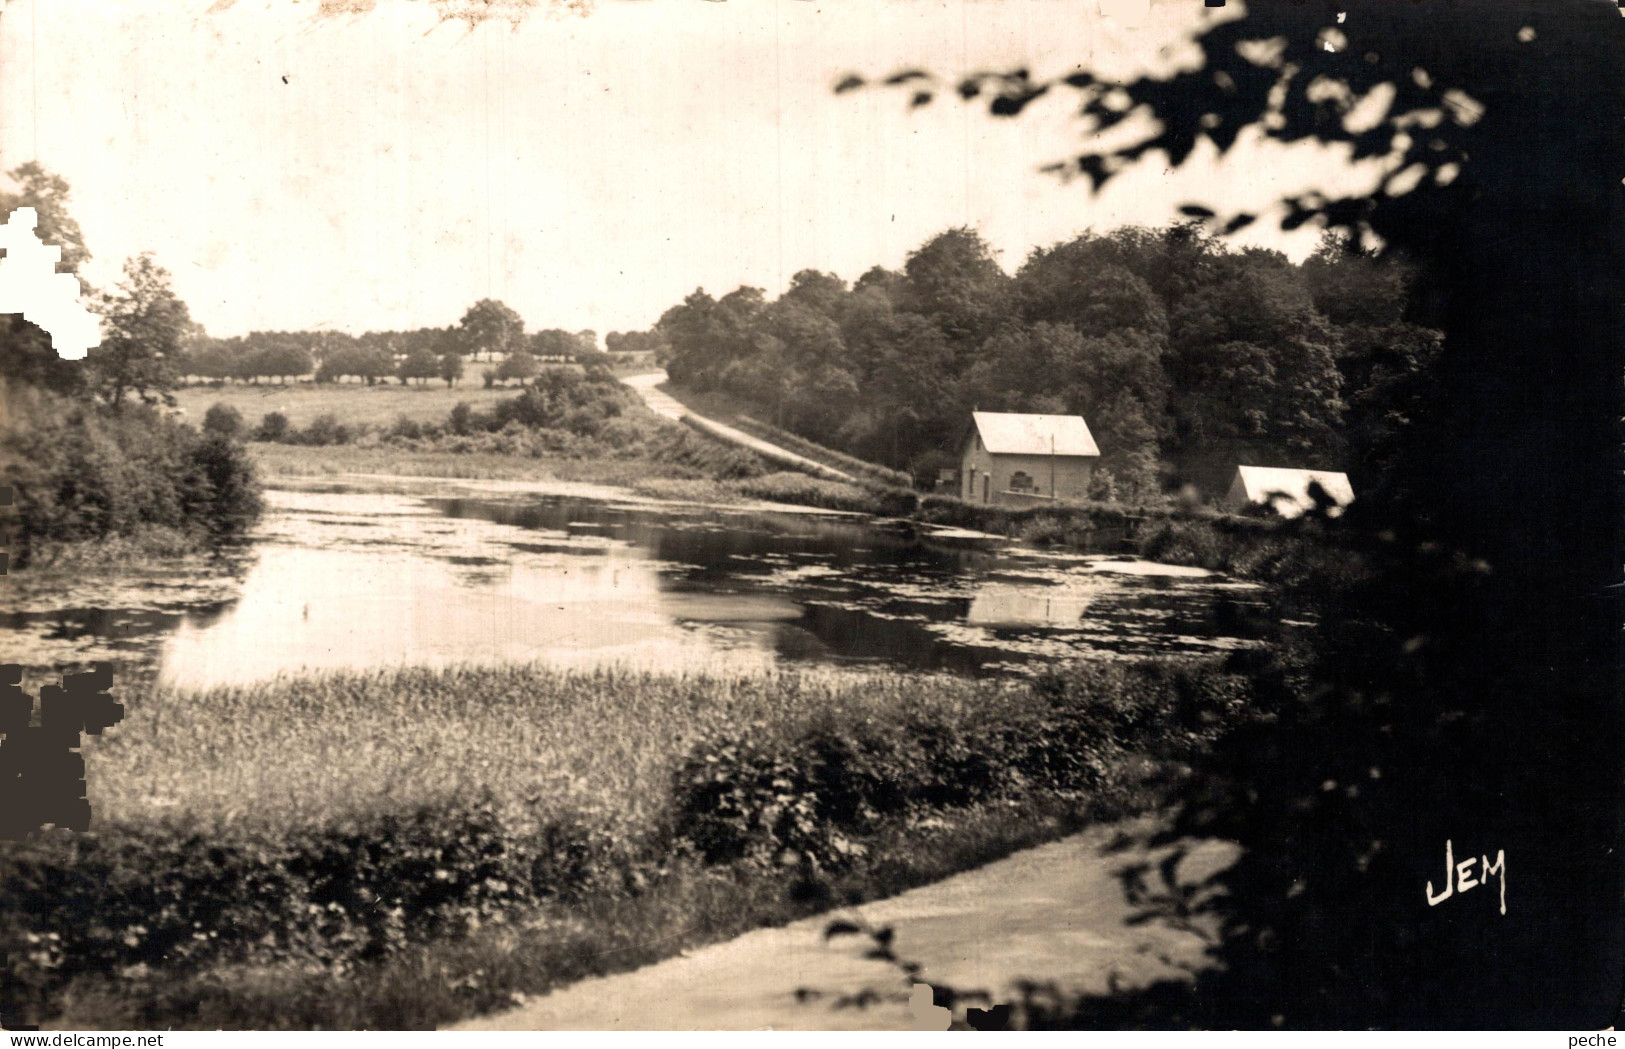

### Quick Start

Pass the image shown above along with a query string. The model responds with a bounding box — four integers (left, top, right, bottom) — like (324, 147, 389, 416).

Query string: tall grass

(83, 664, 925, 835)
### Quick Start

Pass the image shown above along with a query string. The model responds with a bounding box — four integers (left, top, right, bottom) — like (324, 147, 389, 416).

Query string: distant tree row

(604, 328, 670, 359)
(658, 224, 1440, 500)
(172, 299, 611, 388)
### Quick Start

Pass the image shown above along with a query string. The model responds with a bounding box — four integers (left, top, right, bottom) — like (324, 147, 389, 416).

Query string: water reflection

(966, 584, 1097, 627)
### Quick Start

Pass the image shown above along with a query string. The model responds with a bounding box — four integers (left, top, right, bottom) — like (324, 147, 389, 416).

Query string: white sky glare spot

(0, 0, 1384, 338)
(0, 206, 101, 359)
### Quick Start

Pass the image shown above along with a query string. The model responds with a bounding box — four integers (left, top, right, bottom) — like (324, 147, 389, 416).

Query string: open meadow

(173, 379, 543, 429)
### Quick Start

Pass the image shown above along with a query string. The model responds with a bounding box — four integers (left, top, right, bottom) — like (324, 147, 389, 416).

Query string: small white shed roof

(1231, 465, 1354, 518)
(971, 411, 1100, 458)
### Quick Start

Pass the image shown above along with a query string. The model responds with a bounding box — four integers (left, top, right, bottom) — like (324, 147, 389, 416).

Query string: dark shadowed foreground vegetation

(0, 657, 1261, 1029)
(850, 0, 1625, 1028)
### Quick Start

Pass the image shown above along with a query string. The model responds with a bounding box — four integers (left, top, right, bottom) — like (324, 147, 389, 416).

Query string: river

(1, 478, 1268, 689)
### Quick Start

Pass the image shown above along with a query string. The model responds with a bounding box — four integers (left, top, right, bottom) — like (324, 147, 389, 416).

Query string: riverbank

(7, 657, 1257, 1029)
(169, 375, 1298, 576)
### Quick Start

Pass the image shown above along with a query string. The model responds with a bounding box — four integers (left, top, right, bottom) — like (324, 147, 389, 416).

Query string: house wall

(960, 435, 1096, 506)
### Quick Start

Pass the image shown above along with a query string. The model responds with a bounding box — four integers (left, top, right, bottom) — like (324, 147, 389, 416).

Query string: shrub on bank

(672, 660, 1254, 875)
(731, 472, 915, 515)
(1, 387, 263, 560)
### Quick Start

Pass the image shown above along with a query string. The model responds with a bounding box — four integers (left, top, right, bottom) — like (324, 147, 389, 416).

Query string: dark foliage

(658, 226, 1426, 502)
(672, 661, 1252, 876)
(1, 388, 263, 560)
(853, 0, 1625, 1028)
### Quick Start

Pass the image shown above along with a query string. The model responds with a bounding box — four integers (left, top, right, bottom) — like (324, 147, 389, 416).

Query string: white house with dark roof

(1223, 465, 1355, 518)
(960, 411, 1100, 507)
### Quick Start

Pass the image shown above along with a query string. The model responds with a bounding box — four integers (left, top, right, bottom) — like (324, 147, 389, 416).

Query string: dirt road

(621, 372, 860, 484)
(449, 818, 1237, 1031)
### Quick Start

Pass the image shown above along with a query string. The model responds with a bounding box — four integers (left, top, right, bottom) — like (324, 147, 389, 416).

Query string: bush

(201, 402, 245, 440)
(299, 413, 353, 447)
(0, 795, 621, 1023)
(672, 660, 1254, 875)
(731, 472, 916, 515)
(189, 433, 265, 536)
(1137, 519, 1226, 570)
(256, 411, 290, 442)
(388, 414, 424, 441)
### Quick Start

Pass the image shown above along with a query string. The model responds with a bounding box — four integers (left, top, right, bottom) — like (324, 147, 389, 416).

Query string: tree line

(651, 223, 1441, 501)
(178, 305, 615, 389)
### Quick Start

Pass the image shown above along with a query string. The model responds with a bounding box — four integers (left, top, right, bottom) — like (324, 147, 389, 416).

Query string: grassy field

(6, 658, 1251, 1029)
(174, 381, 531, 429)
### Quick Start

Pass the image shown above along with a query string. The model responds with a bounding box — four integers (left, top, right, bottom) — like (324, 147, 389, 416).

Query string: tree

(397, 346, 439, 386)
(188, 338, 241, 384)
(254, 343, 312, 385)
(781, 269, 849, 319)
(896, 227, 1009, 351)
(315, 346, 358, 383)
(457, 299, 524, 360)
(438, 349, 464, 387)
(530, 328, 581, 360)
(1165, 251, 1345, 480)
(495, 348, 538, 386)
(86, 254, 190, 408)
(873, 0, 1625, 1027)
(1016, 245, 1168, 339)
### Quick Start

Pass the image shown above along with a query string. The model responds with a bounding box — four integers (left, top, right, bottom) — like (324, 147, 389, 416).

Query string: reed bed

(82, 663, 990, 837)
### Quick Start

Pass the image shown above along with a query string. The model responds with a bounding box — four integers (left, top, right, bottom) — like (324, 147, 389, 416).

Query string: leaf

(990, 85, 1049, 117)
(834, 75, 865, 94)
(1178, 204, 1217, 219)
(1222, 212, 1258, 234)
(824, 920, 863, 939)
(884, 69, 931, 86)
(911, 91, 935, 109)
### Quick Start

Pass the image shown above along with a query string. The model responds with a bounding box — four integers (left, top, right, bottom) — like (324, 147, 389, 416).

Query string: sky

(0, 0, 1388, 340)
